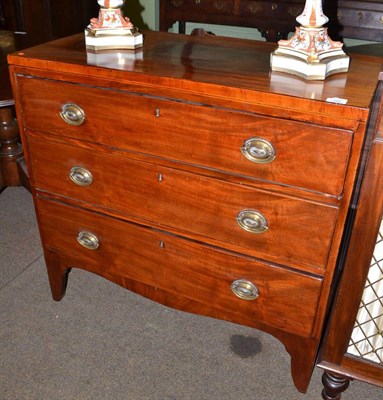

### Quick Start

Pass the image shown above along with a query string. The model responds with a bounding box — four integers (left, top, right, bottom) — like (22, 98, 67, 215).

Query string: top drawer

(18, 76, 353, 196)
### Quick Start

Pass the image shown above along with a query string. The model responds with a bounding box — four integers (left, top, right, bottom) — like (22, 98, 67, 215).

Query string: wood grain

(18, 75, 354, 197)
(8, 30, 382, 395)
(36, 196, 323, 337)
(28, 135, 339, 273)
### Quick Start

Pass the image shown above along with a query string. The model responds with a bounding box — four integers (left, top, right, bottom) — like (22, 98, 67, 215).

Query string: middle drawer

(28, 135, 338, 273)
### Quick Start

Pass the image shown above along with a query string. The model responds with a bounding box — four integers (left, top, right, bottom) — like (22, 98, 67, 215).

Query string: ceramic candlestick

(85, 0, 143, 51)
(270, 0, 349, 80)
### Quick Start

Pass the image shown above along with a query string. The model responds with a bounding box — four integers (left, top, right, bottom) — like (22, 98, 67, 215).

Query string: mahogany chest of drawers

(8, 31, 383, 394)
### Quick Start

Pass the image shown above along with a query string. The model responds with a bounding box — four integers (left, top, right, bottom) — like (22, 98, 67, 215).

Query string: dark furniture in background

(0, 0, 98, 191)
(0, 0, 98, 50)
(0, 30, 23, 191)
(160, 0, 383, 42)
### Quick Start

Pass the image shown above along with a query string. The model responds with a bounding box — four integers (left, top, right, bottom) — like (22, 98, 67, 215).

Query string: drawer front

(19, 76, 352, 196)
(337, 4, 383, 33)
(28, 136, 338, 272)
(239, 0, 302, 20)
(36, 197, 322, 337)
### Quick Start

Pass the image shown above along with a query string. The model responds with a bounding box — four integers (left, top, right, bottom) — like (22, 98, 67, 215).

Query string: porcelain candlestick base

(85, 0, 143, 51)
(270, 0, 349, 80)
(271, 26, 349, 80)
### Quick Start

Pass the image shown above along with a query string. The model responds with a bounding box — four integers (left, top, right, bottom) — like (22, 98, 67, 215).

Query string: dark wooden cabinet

(0, 29, 21, 191)
(0, 0, 98, 190)
(0, 0, 98, 49)
(159, 0, 383, 42)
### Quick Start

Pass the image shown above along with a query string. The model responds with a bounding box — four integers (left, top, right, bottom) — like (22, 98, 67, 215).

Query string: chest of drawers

(8, 31, 382, 395)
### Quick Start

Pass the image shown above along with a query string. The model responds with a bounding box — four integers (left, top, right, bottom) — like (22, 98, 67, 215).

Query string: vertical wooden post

(322, 371, 350, 400)
(0, 107, 23, 188)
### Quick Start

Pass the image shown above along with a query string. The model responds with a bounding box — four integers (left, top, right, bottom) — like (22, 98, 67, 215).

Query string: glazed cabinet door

(319, 75, 383, 399)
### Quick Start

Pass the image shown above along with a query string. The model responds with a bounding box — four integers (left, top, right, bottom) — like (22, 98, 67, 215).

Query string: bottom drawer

(36, 197, 322, 337)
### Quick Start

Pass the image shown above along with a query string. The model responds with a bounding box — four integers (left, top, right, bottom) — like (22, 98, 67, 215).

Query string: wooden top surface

(7, 30, 383, 119)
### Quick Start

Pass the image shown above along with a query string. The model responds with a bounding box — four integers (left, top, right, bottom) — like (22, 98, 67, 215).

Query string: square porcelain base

(85, 28, 143, 51)
(270, 50, 350, 80)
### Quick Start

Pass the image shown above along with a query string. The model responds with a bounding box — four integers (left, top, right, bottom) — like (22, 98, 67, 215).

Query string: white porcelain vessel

(97, 0, 124, 8)
(270, 0, 349, 80)
(85, 0, 143, 50)
(296, 0, 328, 28)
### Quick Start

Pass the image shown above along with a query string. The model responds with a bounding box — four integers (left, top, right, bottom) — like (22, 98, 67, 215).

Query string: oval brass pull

(60, 103, 86, 126)
(237, 209, 268, 234)
(77, 231, 100, 250)
(231, 279, 259, 300)
(69, 166, 93, 186)
(241, 137, 276, 164)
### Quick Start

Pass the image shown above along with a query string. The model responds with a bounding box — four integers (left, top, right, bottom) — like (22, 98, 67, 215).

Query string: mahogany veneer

(7, 31, 383, 395)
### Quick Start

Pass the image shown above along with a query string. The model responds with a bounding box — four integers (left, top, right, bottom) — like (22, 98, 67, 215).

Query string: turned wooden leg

(322, 371, 350, 400)
(0, 107, 23, 187)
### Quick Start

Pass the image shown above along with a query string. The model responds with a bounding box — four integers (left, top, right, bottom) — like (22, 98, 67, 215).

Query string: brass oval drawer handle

(60, 103, 86, 126)
(69, 166, 93, 186)
(231, 279, 259, 300)
(357, 11, 364, 20)
(77, 231, 100, 250)
(236, 209, 268, 234)
(241, 137, 276, 164)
